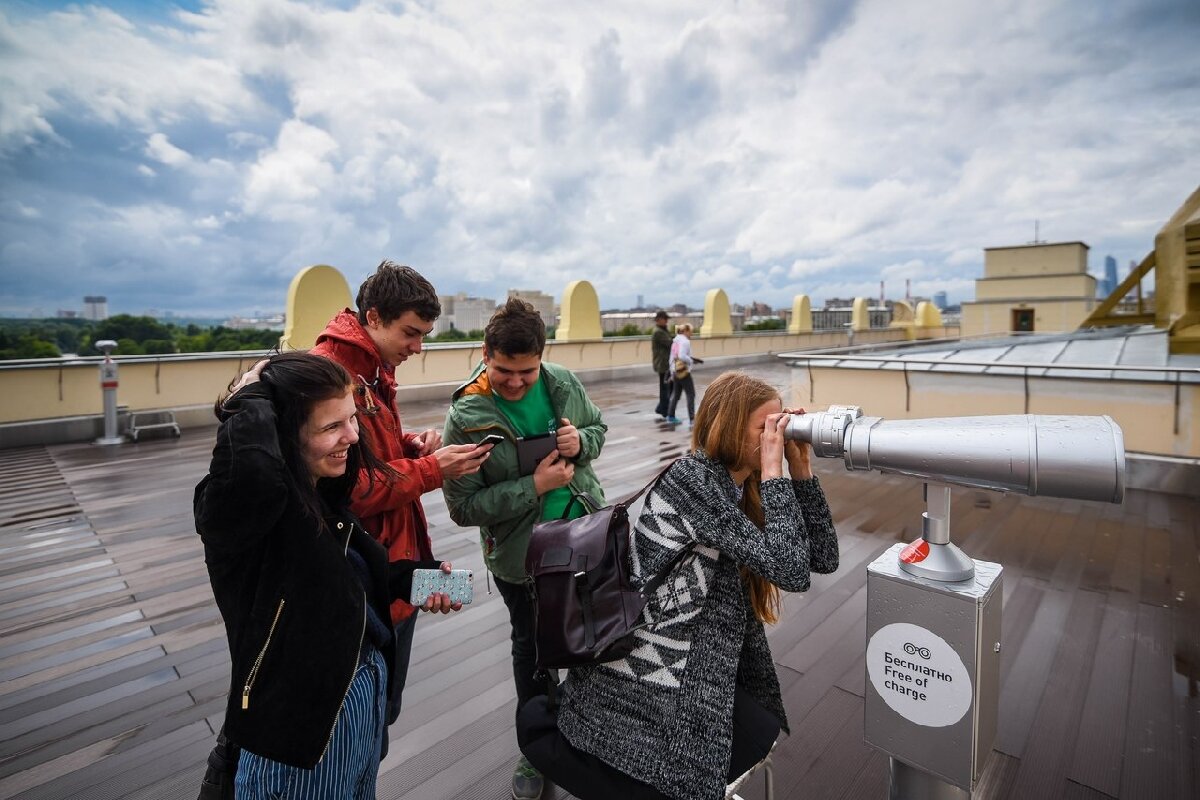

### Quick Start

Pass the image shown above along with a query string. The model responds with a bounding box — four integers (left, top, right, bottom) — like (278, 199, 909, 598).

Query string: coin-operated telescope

(785, 405, 1124, 581)
(786, 406, 1125, 799)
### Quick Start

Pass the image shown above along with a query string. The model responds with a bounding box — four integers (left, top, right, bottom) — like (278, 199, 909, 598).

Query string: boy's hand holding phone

(434, 443, 490, 479)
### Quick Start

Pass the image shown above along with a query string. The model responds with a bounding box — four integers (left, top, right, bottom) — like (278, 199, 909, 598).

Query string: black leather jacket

(194, 384, 397, 769)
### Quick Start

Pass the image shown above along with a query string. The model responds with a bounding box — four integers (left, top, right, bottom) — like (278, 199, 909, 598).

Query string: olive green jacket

(442, 361, 607, 583)
(651, 325, 673, 374)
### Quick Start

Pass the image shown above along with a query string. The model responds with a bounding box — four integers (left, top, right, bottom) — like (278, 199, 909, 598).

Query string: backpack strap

(616, 461, 676, 509)
(639, 541, 695, 598)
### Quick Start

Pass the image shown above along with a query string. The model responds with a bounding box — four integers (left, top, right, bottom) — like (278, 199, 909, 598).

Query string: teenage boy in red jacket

(312, 261, 490, 717)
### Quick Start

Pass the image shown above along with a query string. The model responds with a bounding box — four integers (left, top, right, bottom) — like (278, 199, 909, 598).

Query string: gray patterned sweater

(556, 452, 839, 800)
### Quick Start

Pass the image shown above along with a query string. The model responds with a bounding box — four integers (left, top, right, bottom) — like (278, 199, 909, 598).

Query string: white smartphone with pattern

(409, 568, 474, 606)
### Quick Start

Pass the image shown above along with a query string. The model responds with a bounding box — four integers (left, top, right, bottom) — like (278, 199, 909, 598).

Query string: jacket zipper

(242, 598, 285, 710)
(318, 521, 368, 763)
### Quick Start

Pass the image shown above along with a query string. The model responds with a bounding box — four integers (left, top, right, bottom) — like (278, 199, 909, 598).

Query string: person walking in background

(651, 310, 672, 419)
(665, 322, 700, 426)
(194, 354, 461, 800)
(516, 371, 839, 800)
(442, 298, 608, 800)
(311, 261, 490, 719)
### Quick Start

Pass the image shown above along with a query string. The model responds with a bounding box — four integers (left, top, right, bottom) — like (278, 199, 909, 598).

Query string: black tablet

(515, 433, 558, 476)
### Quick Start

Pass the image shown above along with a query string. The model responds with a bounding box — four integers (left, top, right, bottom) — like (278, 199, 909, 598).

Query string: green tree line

(0, 315, 282, 360)
(1, 315, 783, 360)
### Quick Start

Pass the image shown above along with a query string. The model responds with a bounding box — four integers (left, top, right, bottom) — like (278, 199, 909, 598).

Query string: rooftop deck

(1, 361, 1196, 799)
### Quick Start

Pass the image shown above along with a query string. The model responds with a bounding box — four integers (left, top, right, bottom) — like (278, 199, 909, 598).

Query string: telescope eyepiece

(784, 404, 862, 458)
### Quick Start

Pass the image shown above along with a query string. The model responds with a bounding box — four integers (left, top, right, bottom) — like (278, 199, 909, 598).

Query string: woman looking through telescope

(517, 371, 839, 799)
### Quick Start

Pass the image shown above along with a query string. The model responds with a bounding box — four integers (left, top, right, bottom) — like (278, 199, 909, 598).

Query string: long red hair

(691, 372, 783, 624)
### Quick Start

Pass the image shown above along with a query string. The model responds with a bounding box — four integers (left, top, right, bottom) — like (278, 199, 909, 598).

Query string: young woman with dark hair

(195, 353, 463, 799)
(517, 371, 839, 800)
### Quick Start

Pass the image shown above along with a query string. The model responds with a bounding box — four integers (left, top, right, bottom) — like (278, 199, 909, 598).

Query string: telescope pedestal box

(865, 543, 1003, 797)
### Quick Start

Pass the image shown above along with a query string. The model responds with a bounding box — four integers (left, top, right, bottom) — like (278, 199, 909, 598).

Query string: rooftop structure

(0, 361, 1195, 799)
(961, 241, 1097, 337)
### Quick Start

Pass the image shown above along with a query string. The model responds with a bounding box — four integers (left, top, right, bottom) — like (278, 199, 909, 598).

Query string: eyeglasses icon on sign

(903, 642, 932, 660)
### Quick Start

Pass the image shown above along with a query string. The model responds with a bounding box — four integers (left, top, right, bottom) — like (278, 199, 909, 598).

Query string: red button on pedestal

(900, 539, 930, 564)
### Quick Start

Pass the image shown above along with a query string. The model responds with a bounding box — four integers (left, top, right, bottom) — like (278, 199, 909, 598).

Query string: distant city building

(224, 313, 285, 330)
(812, 307, 892, 330)
(598, 308, 746, 333)
(746, 301, 773, 317)
(932, 291, 948, 310)
(82, 296, 108, 321)
(435, 293, 496, 335)
(508, 289, 556, 329)
(56, 309, 78, 319)
(636, 294, 644, 309)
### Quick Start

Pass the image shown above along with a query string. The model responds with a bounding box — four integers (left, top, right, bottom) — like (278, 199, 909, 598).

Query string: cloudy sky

(1, 0, 1198, 318)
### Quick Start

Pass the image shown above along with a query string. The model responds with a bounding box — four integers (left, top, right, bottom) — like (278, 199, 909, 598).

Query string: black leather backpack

(525, 464, 687, 670)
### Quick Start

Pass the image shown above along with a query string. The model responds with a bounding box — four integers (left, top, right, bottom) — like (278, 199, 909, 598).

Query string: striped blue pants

(235, 645, 387, 800)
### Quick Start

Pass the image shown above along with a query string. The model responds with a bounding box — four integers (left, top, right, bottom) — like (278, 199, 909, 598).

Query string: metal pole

(95, 341, 123, 446)
(102, 379, 118, 441)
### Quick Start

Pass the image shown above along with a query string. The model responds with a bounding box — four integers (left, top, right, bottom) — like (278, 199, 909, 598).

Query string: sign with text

(866, 621, 972, 728)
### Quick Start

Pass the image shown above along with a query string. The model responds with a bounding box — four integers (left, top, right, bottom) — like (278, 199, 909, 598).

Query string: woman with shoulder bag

(518, 371, 839, 800)
(194, 353, 463, 799)
(664, 323, 701, 426)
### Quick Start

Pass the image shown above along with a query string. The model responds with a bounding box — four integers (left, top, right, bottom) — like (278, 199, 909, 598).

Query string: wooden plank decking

(0, 361, 1197, 799)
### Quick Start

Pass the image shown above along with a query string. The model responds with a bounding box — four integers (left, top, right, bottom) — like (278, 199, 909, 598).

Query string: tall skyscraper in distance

(1103, 255, 1118, 297)
(932, 291, 948, 310)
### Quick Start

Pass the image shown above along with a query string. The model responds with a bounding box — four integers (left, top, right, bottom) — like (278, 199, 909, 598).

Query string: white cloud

(145, 133, 190, 166)
(241, 119, 339, 220)
(1, 0, 1198, 316)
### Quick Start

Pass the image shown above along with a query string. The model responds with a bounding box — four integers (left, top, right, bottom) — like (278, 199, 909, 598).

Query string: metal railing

(783, 352, 1200, 435)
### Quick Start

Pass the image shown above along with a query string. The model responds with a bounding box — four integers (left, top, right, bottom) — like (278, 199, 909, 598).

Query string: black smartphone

(477, 433, 505, 448)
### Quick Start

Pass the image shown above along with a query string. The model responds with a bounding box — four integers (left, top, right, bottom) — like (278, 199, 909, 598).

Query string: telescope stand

(898, 484, 975, 583)
(870, 483, 991, 799)
(889, 758, 969, 800)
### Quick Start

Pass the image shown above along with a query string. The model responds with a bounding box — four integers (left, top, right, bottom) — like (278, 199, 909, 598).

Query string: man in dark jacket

(311, 261, 489, 718)
(651, 310, 672, 418)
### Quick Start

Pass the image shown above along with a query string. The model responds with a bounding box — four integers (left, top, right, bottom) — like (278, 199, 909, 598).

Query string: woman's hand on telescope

(760, 412, 789, 481)
(782, 407, 814, 480)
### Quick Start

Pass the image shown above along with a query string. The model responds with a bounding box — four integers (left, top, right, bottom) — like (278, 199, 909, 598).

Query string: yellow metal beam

(1080, 250, 1156, 328)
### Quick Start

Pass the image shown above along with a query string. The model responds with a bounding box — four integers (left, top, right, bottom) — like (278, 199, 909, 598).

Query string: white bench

(128, 410, 180, 441)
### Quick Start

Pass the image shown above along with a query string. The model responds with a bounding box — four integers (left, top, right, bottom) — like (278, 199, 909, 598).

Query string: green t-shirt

(493, 377, 583, 522)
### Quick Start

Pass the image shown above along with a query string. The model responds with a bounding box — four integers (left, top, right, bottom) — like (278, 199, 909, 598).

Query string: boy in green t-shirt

(442, 298, 607, 800)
